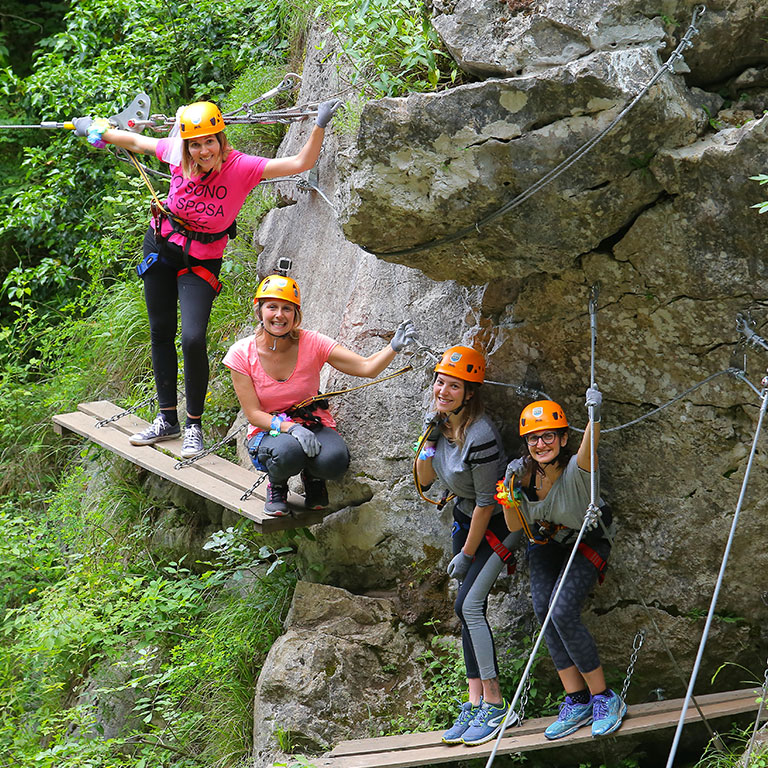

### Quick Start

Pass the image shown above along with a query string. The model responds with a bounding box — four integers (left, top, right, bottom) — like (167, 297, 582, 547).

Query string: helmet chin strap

(261, 322, 291, 350)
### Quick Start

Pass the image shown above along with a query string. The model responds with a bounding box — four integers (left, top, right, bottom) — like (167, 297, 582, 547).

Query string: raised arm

(261, 99, 343, 180)
(326, 321, 416, 378)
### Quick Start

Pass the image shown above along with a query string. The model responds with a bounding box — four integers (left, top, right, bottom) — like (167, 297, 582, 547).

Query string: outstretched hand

(390, 320, 418, 352)
(315, 99, 343, 129)
(72, 117, 93, 137)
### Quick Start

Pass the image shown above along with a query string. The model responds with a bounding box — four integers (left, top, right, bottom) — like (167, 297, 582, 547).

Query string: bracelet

(86, 117, 110, 148)
(418, 446, 436, 460)
(269, 413, 288, 437)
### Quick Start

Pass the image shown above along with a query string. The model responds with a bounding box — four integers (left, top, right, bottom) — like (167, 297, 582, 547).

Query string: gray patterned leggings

(528, 537, 611, 673)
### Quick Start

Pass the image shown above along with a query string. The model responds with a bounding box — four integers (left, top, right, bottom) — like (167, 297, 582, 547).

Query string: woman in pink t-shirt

(224, 274, 417, 516)
(72, 99, 342, 460)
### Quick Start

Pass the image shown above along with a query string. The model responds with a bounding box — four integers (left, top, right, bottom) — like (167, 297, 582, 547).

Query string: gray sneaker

(129, 414, 181, 446)
(180, 424, 204, 458)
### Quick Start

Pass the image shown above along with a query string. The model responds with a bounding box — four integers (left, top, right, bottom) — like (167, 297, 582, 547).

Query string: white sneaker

(129, 414, 181, 446)
(180, 424, 204, 458)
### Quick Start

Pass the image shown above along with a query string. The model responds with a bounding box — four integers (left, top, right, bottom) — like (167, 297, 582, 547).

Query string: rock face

(244, 4, 768, 762)
(430, 1, 768, 86)
(252, 581, 427, 761)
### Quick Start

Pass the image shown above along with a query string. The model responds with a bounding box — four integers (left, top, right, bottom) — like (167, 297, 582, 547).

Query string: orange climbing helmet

(434, 346, 486, 384)
(519, 400, 568, 436)
(179, 102, 225, 139)
(254, 275, 301, 308)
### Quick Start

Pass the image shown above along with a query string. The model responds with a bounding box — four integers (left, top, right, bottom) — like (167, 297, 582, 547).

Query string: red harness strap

(177, 264, 222, 295)
(485, 529, 517, 575)
(577, 541, 607, 585)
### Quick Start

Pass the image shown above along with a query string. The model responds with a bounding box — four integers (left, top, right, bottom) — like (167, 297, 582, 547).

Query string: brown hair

(433, 379, 484, 447)
(180, 131, 232, 179)
(254, 300, 302, 341)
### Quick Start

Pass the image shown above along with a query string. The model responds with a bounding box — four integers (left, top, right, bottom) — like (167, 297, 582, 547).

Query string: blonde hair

(181, 131, 232, 179)
(255, 301, 302, 341)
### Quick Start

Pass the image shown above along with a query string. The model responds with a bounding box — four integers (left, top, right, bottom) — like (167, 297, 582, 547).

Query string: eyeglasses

(525, 431, 558, 447)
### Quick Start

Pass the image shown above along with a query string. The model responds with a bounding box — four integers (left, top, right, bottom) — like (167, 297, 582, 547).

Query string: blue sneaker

(591, 690, 627, 737)
(544, 695, 593, 740)
(462, 700, 516, 746)
(442, 701, 478, 744)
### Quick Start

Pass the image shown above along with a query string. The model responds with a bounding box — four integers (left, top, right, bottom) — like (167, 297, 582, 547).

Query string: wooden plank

(314, 688, 762, 768)
(52, 407, 327, 532)
(328, 686, 761, 757)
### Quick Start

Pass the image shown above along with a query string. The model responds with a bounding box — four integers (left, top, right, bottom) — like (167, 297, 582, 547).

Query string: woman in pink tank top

(224, 274, 417, 516)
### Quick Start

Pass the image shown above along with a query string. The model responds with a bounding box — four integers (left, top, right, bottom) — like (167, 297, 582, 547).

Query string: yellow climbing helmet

(519, 400, 568, 436)
(254, 275, 301, 308)
(434, 345, 485, 384)
(179, 102, 224, 139)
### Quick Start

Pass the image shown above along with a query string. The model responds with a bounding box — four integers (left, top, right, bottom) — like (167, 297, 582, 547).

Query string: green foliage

(315, 0, 461, 97)
(0, 468, 298, 768)
(751, 174, 768, 214)
(694, 723, 768, 768)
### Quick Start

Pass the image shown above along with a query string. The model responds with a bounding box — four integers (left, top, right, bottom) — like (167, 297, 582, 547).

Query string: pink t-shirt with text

(223, 330, 339, 440)
(155, 138, 269, 260)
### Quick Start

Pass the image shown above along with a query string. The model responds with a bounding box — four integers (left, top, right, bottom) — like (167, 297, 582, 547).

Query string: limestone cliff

(244, 4, 768, 761)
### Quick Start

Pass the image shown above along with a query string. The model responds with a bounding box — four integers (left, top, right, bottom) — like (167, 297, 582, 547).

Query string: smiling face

(433, 373, 470, 414)
(186, 134, 221, 172)
(259, 299, 297, 337)
(525, 428, 568, 464)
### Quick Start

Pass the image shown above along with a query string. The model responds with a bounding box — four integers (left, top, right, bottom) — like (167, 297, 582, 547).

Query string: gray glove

(447, 551, 473, 581)
(390, 320, 417, 352)
(585, 386, 602, 423)
(287, 424, 320, 457)
(315, 98, 343, 129)
(504, 457, 525, 487)
(73, 117, 93, 137)
(422, 412, 442, 443)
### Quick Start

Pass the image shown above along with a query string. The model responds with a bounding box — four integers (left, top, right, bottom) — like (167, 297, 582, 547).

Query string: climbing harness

(665, 367, 768, 768)
(367, 5, 706, 259)
(450, 517, 517, 574)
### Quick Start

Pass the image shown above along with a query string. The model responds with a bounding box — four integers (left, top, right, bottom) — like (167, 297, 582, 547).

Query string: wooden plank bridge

(313, 688, 763, 767)
(53, 400, 333, 532)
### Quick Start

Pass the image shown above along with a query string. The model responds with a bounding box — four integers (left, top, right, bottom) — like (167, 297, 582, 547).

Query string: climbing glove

(585, 386, 602, 423)
(73, 117, 94, 137)
(315, 99, 343, 129)
(390, 320, 418, 352)
(287, 424, 321, 457)
(422, 412, 442, 443)
(447, 551, 473, 581)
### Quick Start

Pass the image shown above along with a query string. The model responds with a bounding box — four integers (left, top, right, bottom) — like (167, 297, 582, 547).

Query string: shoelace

(453, 706, 474, 727)
(182, 425, 201, 447)
(592, 696, 611, 720)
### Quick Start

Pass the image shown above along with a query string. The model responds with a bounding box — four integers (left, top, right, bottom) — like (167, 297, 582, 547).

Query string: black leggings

(141, 227, 221, 417)
(528, 537, 611, 673)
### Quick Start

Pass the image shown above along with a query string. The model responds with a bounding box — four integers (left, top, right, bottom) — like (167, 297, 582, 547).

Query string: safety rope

(368, 5, 706, 259)
(665, 369, 768, 768)
(485, 500, 603, 766)
(291, 364, 413, 410)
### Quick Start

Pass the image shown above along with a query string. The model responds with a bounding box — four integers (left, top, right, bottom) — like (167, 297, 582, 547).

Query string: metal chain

(620, 630, 646, 702)
(240, 474, 267, 502)
(743, 658, 768, 767)
(174, 424, 245, 470)
(95, 394, 155, 428)
(515, 670, 533, 723)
